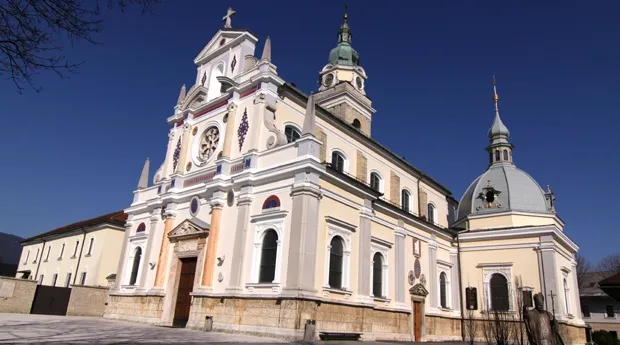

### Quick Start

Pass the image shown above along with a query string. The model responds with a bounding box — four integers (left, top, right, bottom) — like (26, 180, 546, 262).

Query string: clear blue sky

(1, 1, 617, 264)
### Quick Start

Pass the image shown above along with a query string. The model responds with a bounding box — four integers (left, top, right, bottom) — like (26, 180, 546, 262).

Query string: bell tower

(314, 10, 376, 136)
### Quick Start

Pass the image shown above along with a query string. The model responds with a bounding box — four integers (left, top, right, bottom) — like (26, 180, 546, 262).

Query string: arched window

(262, 195, 281, 210)
(427, 203, 435, 224)
(401, 190, 411, 212)
(206, 64, 224, 101)
(329, 237, 344, 289)
(259, 230, 278, 283)
(490, 273, 509, 311)
(370, 172, 381, 192)
(495, 150, 500, 162)
(440, 272, 448, 308)
(503, 150, 509, 161)
(136, 222, 146, 233)
(564, 278, 572, 315)
(129, 247, 142, 286)
(331, 151, 345, 173)
(352, 119, 361, 129)
(285, 125, 301, 143)
(372, 252, 384, 297)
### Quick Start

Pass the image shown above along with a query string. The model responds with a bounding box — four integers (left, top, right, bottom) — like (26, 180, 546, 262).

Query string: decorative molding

(250, 210, 288, 224)
(476, 262, 513, 268)
(409, 283, 429, 297)
(371, 236, 392, 249)
(325, 216, 357, 233)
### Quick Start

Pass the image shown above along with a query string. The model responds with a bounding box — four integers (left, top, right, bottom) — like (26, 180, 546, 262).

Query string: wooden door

(413, 301, 422, 341)
(173, 257, 197, 327)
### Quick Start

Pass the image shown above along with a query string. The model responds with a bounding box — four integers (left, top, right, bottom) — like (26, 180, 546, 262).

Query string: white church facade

(104, 8, 587, 343)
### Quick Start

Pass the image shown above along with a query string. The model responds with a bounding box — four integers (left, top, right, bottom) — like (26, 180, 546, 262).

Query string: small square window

(606, 305, 615, 318)
(582, 305, 591, 318)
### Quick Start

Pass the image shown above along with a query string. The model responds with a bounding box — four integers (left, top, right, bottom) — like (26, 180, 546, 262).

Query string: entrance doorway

(413, 301, 422, 341)
(173, 257, 197, 327)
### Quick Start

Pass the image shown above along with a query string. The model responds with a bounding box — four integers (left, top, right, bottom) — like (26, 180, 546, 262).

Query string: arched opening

(129, 247, 142, 286)
(370, 172, 382, 192)
(329, 237, 344, 289)
(564, 278, 571, 315)
(259, 230, 278, 283)
(427, 203, 435, 224)
(284, 125, 301, 143)
(490, 273, 509, 311)
(440, 272, 448, 308)
(206, 64, 224, 102)
(503, 150, 509, 161)
(372, 252, 384, 297)
(495, 150, 500, 162)
(331, 151, 345, 172)
(351, 119, 361, 129)
(401, 189, 411, 212)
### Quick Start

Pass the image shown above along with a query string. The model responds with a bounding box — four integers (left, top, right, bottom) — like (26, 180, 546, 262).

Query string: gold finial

(492, 75, 499, 102)
(344, 0, 348, 21)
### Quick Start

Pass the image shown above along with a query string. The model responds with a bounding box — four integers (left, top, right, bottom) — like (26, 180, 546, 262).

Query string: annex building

(104, 8, 587, 343)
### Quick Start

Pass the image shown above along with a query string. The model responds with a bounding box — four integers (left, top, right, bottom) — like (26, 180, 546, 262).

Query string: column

(450, 249, 460, 311)
(202, 194, 225, 287)
(221, 102, 238, 158)
(175, 123, 192, 174)
(284, 172, 322, 293)
(357, 199, 373, 299)
(428, 238, 438, 309)
(571, 259, 582, 318)
(138, 209, 161, 290)
(539, 236, 560, 314)
(395, 229, 406, 304)
(154, 209, 177, 288)
(227, 187, 252, 291)
(112, 221, 134, 291)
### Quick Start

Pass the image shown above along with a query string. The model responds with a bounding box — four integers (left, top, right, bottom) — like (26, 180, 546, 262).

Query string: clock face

(323, 73, 334, 87)
(355, 76, 363, 89)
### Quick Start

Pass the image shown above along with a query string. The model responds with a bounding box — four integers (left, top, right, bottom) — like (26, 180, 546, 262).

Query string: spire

(327, 6, 359, 67)
(261, 36, 271, 62)
(302, 93, 316, 136)
(137, 158, 150, 190)
(486, 76, 514, 165)
(176, 84, 186, 105)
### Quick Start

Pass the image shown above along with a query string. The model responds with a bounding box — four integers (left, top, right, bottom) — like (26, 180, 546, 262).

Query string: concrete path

(0, 313, 286, 344)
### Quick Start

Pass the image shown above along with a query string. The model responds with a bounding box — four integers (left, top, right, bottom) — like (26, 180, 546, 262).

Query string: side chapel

(105, 8, 586, 343)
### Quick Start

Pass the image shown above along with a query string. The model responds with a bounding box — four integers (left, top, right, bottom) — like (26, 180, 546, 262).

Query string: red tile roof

(21, 210, 127, 243)
(600, 272, 620, 286)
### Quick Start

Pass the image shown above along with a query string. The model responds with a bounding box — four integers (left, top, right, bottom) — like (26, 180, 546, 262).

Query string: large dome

(457, 163, 552, 221)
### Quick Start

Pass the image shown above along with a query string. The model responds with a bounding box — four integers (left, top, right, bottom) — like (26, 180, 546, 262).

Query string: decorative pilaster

(226, 188, 252, 292)
(450, 249, 460, 311)
(221, 102, 238, 158)
(395, 229, 406, 304)
(201, 194, 225, 287)
(138, 209, 161, 290)
(154, 208, 177, 288)
(175, 124, 192, 174)
(112, 220, 134, 291)
(570, 259, 582, 319)
(356, 199, 373, 302)
(538, 236, 560, 313)
(283, 172, 322, 295)
(428, 237, 438, 308)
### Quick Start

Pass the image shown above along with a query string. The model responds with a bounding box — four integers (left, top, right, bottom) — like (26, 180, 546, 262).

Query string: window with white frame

(324, 217, 354, 291)
(482, 265, 512, 311)
(34, 248, 39, 263)
(427, 203, 436, 224)
(331, 150, 347, 173)
(45, 246, 51, 261)
(563, 277, 572, 316)
(370, 171, 382, 192)
(250, 216, 285, 285)
(371, 239, 390, 299)
(328, 237, 344, 289)
(72, 240, 79, 258)
(24, 250, 30, 264)
(284, 125, 301, 143)
(438, 264, 452, 309)
(401, 189, 411, 213)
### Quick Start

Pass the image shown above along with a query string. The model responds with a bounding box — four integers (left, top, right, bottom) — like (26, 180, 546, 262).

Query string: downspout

(456, 231, 466, 341)
(73, 228, 87, 285)
(33, 239, 46, 282)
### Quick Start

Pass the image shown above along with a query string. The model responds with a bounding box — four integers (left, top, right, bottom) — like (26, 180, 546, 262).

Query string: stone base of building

(587, 322, 620, 334)
(104, 294, 164, 326)
(464, 318, 587, 345)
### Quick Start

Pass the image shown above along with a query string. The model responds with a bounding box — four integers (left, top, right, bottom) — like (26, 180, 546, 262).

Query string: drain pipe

(73, 228, 87, 285)
(33, 239, 46, 282)
(455, 231, 466, 341)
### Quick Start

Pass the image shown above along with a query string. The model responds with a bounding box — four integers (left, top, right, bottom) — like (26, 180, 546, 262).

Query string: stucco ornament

(237, 108, 249, 151)
(217, 272, 224, 282)
(476, 179, 503, 210)
(254, 93, 286, 149)
(199, 126, 220, 162)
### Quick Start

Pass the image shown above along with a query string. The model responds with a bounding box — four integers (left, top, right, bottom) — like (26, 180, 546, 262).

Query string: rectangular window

(38, 275, 44, 285)
(59, 243, 65, 259)
(582, 305, 591, 317)
(51, 274, 58, 287)
(24, 250, 30, 264)
(73, 240, 79, 257)
(606, 305, 615, 318)
(34, 248, 39, 263)
(65, 273, 72, 287)
(45, 246, 51, 261)
(87, 238, 94, 255)
(80, 272, 87, 285)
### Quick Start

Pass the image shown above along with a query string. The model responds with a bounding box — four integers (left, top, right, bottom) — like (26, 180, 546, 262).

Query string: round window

(190, 198, 200, 216)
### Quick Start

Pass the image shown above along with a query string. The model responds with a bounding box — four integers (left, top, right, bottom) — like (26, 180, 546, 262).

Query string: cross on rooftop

(223, 8, 236, 28)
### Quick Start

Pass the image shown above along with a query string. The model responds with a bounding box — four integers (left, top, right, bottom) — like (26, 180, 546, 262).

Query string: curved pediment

(181, 86, 208, 111)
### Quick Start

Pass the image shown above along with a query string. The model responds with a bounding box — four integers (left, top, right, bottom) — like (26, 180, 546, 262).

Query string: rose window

(199, 126, 220, 162)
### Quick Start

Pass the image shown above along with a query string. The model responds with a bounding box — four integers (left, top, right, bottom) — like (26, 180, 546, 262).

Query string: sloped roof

(21, 211, 127, 244)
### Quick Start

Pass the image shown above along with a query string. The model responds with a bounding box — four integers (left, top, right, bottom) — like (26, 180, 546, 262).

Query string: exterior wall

(17, 226, 125, 288)
(104, 295, 164, 325)
(581, 295, 620, 334)
(66, 285, 110, 316)
(465, 212, 563, 230)
(0, 277, 37, 313)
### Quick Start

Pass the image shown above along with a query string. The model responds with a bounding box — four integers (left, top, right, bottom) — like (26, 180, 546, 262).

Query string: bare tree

(513, 276, 526, 345)
(0, 0, 160, 92)
(482, 310, 516, 345)
(465, 308, 478, 345)
(597, 253, 620, 278)
(576, 254, 593, 289)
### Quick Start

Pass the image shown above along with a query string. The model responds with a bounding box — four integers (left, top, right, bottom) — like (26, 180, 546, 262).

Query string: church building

(105, 8, 586, 343)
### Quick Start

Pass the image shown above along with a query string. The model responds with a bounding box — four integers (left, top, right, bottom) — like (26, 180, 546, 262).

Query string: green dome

(328, 21, 360, 67)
